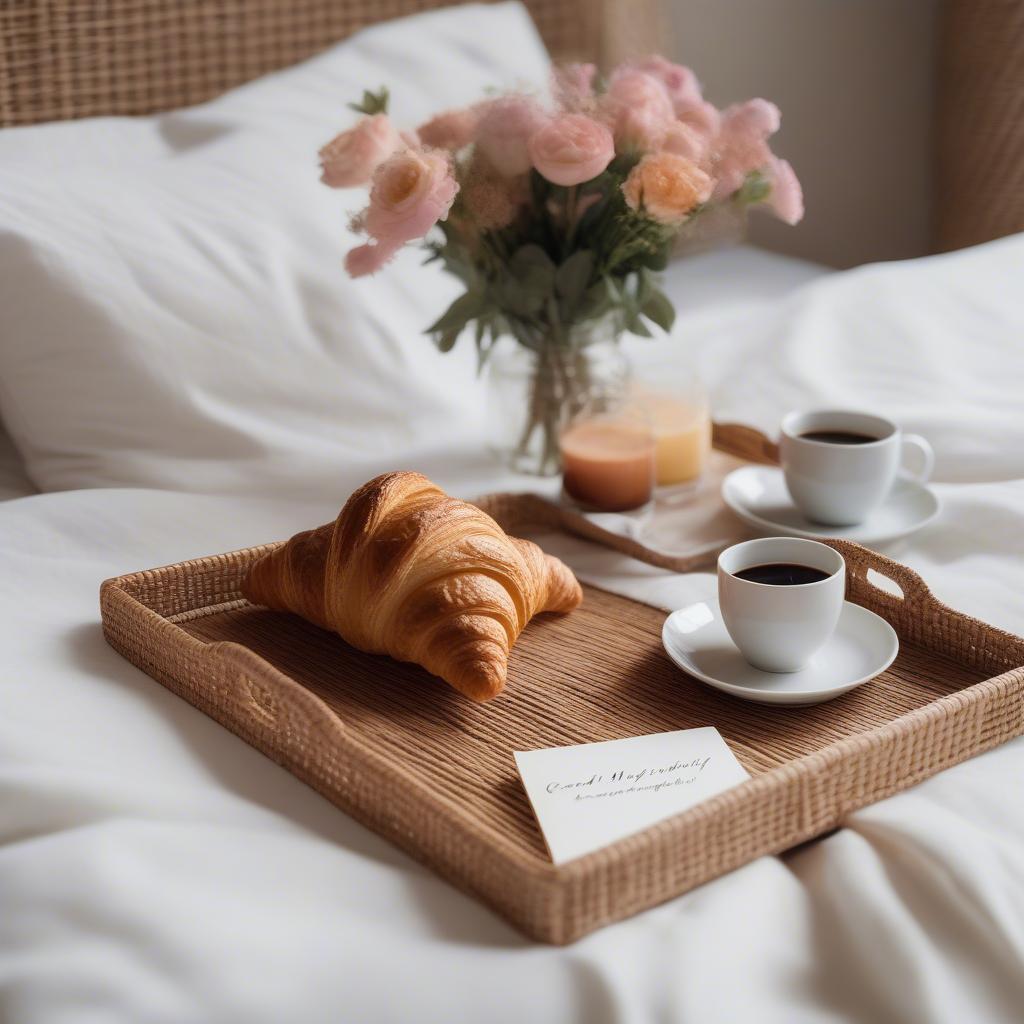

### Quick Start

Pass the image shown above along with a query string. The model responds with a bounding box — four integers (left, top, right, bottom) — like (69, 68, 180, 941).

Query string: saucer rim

(720, 465, 941, 545)
(661, 599, 900, 705)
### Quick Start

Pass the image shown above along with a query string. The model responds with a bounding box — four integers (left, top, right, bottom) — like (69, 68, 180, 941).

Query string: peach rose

(622, 152, 712, 224)
(319, 114, 402, 188)
(417, 106, 481, 151)
(528, 114, 615, 186)
(345, 148, 459, 277)
(475, 96, 548, 176)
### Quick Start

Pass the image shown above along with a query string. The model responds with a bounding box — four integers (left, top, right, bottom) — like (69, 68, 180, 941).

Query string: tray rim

(98, 425, 1024, 943)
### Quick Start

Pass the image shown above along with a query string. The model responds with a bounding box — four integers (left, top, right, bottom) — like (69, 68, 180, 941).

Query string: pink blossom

(461, 176, 524, 230)
(601, 69, 675, 151)
(630, 56, 702, 112)
(528, 114, 615, 186)
(344, 149, 459, 277)
(552, 62, 597, 110)
(712, 98, 781, 199)
(475, 96, 549, 176)
(765, 155, 803, 224)
(417, 106, 481, 151)
(319, 114, 402, 188)
(675, 99, 721, 141)
(659, 120, 708, 164)
(614, 106, 669, 153)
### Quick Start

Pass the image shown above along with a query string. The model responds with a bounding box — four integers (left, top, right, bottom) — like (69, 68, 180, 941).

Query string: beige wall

(668, 0, 939, 268)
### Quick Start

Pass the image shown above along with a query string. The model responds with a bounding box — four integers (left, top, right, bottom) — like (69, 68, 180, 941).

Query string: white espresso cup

(780, 410, 934, 526)
(718, 537, 846, 673)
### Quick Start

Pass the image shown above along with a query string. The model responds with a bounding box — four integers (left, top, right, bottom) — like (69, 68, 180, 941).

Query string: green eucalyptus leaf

(425, 290, 485, 337)
(511, 244, 556, 276)
(555, 250, 594, 308)
(492, 278, 545, 317)
(628, 314, 653, 338)
(641, 244, 670, 271)
(737, 169, 771, 205)
(347, 86, 390, 116)
(642, 288, 676, 333)
(436, 328, 460, 353)
(577, 279, 612, 321)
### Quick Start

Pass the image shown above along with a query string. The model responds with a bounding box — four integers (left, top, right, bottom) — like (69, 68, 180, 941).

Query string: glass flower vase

(485, 321, 630, 477)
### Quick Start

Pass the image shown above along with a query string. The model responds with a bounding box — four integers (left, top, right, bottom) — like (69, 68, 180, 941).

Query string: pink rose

(417, 105, 481, 151)
(614, 106, 670, 153)
(712, 98, 781, 199)
(345, 149, 458, 277)
(765, 156, 803, 224)
(475, 96, 548, 176)
(600, 69, 675, 153)
(660, 120, 708, 164)
(528, 114, 615, 186)
(675, 99, 721, 141)
(319, 114, 402, 188)
(552, 62, 597, 111)
(630, 57, 702, 112)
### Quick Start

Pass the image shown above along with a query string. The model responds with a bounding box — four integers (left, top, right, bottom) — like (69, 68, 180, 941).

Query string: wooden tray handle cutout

(711, 422, 779, 464)
(203, 640, 345, 749)
(825, 540, 937, 617)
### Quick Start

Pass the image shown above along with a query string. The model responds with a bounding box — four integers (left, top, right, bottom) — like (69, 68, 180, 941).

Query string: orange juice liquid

(646, 397, 712, 486)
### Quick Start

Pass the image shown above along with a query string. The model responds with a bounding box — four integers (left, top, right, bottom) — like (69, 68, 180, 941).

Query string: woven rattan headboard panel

(0, 0, 666, 128)
(934, 0, 1024, 251)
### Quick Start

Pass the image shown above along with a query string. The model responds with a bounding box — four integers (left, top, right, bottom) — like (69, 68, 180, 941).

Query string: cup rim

(781, 409, 897, 449)
(718, 537, 846, 590)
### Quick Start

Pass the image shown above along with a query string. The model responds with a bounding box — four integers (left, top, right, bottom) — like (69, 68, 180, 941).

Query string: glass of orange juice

(630, 354, 711, 494)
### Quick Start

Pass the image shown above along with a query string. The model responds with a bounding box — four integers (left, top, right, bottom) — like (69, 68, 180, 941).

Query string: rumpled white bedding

(2, 237, 1023, 1023)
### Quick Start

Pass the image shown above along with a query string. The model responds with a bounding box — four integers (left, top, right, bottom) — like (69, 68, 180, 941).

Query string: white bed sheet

(1, 240, 1023, 1023)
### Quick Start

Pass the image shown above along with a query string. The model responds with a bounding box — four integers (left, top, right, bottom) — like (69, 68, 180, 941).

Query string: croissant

(242, 471, 582, 701)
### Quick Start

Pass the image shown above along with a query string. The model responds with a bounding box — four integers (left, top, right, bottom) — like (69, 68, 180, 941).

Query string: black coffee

(799, 430, 879, 445)
(734, 563, 831, 586)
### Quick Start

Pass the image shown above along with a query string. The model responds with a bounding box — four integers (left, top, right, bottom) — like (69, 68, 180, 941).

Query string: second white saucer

(721, 465, 940, 545)
(662, 598, 899, 706)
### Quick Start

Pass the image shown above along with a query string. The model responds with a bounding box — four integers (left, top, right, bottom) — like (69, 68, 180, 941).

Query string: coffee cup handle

(900, 434, 934, 483)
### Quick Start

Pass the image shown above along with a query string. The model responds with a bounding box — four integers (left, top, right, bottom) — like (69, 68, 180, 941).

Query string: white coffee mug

(779, 410, 934, 526)
(718, 537, 846, 673)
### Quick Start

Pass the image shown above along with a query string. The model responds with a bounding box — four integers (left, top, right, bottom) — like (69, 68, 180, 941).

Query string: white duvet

(1, 236, 1023, 1023)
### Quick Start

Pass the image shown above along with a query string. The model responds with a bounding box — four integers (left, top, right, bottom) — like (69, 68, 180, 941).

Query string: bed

(1, 3, 1022, 1022)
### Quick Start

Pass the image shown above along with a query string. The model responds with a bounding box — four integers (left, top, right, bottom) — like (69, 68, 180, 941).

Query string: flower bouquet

(319, 58, 803, 474)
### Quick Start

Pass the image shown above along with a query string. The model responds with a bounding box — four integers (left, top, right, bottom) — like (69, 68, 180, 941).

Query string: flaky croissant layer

(242, 472, 582, 700)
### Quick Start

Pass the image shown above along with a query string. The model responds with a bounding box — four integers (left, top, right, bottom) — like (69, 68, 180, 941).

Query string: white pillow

(0, 2, 550, 495)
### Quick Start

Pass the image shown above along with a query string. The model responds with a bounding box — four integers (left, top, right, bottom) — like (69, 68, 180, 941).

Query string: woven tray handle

(825, 540, 940, 618)
(202, 640, 345, 752)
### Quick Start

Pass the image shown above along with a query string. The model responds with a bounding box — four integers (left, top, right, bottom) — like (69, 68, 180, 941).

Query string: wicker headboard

(0, 0, 666, 128)
(934, 0, 1024, 252)
(3, 1, 1021, 253)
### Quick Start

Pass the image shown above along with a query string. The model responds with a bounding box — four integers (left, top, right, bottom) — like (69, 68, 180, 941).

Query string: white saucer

(721, 465, 940, 545)
(662, 598, 899, 706)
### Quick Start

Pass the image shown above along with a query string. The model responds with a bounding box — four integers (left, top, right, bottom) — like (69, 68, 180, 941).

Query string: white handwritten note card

(514, 728, 750, 865)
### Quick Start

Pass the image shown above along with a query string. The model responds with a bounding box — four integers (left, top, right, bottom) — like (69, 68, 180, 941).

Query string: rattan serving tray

(100, 426, 1024, 944)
